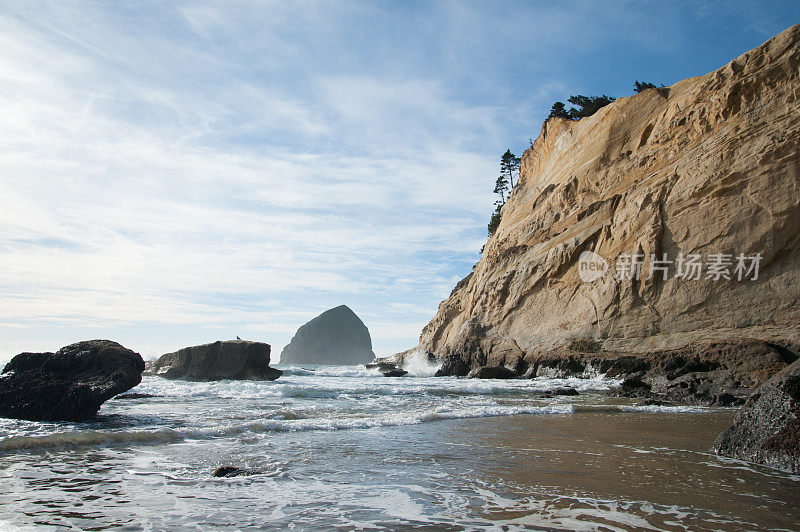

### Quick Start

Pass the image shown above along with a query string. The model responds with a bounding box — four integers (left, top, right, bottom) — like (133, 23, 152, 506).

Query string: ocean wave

(132, 374, 616, 403)
(0, 404, 575, 452)
(0, 428, 185, 452)
(231, 404, 576, 434)
(617, 405, 707, 413)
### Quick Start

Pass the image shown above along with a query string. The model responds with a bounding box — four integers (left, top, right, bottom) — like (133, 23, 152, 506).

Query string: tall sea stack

(280, 305, 375, 365)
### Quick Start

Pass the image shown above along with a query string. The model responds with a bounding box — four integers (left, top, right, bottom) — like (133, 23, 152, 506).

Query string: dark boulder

(366, 357, 398, 371)
(381, 368, 408, 377)
(435, 353, 471, 377)
(467, 366, 518, 379)
(552, 387, 579, 396)
(280, 305, 374, 365)
(212, 466, 258, 478)
(713, 359, 800, 473)
(146, 340, 281, 381)
(613, 377, 652, 397)
(0, 340, 145, 422)
(637, 399, 678, 407)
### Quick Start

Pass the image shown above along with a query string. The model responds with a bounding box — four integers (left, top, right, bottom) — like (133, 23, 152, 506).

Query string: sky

(1, 1, 798, 362)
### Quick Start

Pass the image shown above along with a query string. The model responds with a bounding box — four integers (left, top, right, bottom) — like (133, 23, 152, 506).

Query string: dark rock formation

(365, 357, 398, 371)
(0, 340, 145, 421)
(280, 305, 374, 365)
(366, 358, 407, 376)
(552, 387, 580, 396)
(467, 366, 519, 379)
(713, 359, 800, 473)
(212, 466, 258, 478)
(146, 340, 281, 381)
(435, 354, 472, 377)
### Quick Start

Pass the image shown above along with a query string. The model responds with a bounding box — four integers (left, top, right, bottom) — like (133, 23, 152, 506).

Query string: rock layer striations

(405, 25, 800, 388)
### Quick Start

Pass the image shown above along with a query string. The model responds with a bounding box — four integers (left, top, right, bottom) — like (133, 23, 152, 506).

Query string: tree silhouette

(566, 95, 616, 118)
(634, 80, 663, 93)
(500, 149, 521, 188)
(494, 174, 509, 204)
(548, 101, 570, 119)
(487, 205, 502, 236)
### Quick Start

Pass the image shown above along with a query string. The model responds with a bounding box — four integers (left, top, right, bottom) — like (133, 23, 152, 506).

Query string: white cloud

(0, 1, 503, 361)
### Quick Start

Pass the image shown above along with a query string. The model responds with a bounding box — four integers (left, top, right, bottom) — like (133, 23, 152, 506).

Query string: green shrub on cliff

(548, 94, 616, 120)
(487, 205, 502, 236)
(633, 80, 664, 93)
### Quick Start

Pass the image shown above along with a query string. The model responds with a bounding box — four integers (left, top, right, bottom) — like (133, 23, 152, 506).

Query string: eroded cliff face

(412, 24, 800, 372)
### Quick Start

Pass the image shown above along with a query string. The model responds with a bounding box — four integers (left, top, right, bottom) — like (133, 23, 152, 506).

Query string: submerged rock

(146, 340, 281, 381)
(551, 387, 579, 396)
(0, 340, 145, 421)
(467, 366, 518, 379)
(280, 305, 375, 365)
(713, 359, 800, 473)
(366, 357, 407, 376)
(212, 466, 258, 478)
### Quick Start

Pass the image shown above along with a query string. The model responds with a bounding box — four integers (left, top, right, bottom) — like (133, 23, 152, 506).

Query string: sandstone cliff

(408, 24, 800, 379)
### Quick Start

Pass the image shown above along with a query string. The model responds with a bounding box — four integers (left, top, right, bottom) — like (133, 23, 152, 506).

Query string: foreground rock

(0, 340, 145, 421)
(713, 359, 800, 472)
(537, 339, 791, 406)
(281, 305, 375, 365)
(212, 466, 259, 478)
(146, 340, 281, 381)
(398, 25, 800, 392)
(366, 358, 408, 377)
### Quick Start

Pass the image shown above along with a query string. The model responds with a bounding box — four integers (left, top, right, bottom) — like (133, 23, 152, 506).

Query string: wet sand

(436, 408, 800, 530)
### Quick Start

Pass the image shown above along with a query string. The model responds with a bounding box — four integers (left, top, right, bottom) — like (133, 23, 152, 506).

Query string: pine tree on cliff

(548, 95, 616, 120)
(493, 174, 508, 203)
(487, 205, 502, 236)
(633, 80, 664, 93)
(489, 159, 512, 236)
(548, 101, 570, 119)
(566, 94, 615, 118)
(500, 149, 521, 188)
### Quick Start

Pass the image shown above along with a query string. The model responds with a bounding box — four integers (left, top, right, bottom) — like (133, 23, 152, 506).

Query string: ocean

(0, 364, 798, 530)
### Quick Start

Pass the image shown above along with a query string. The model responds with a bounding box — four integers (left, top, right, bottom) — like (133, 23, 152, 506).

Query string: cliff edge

(406, 24, 800, 382)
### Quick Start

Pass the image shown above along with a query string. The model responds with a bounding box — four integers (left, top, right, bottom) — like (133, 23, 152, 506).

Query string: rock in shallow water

(212, 466, 258, 478)
(280, 305, 374, 365)
(713, 359, 800, 473)
(467, 366, 518, 379)
(146, 340, 281, 381)
(0, 339, 145, 422)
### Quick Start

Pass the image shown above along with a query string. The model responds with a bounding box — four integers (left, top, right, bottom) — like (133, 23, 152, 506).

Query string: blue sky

(1, 1, 798, 362)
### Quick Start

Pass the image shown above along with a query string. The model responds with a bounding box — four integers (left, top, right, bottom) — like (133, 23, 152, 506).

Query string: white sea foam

(400, 349, 441, 377)
(0, 428, 185, 452)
